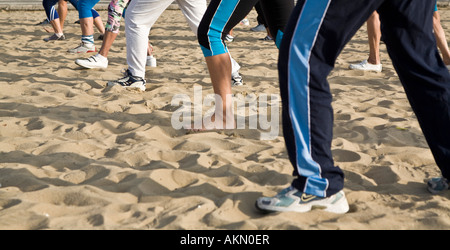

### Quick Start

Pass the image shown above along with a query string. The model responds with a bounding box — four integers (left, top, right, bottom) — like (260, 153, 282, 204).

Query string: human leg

(367, 11, 381, 65)
(349, 11, 382, 72)
(433, 10, 450, 66)
(176, 0, 206, 36)
(125, 0, 172, 78)
(42, 0, 66, 41)
(277, 0, 380, 199)
(77, 0, 99, 36)
(68, 0, 100, 53)
(58, 0, 68, 30)
(258, 0, 294, 48)
(197, 0, 293, 130)
(378, 0, 450, 185)
(92, 9, 106, 35)
(257, 0, 386, 214)
(107, 0, 172, 90)
(75, 0, 130, 68)
(197, 0, 259, 130)
(177, 0, 243, 86)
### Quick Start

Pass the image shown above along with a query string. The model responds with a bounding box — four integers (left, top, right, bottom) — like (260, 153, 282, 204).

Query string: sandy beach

(0, 7, 449, 230)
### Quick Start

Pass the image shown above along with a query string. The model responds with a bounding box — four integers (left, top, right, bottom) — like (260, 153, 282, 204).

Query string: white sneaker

(146, 55, 157, 67)
(75, 54, 108, 69)
(225, 34, 234, 42)
(240, 18, 250, 26)
(256, 186, 349, 214)
(349, 59, 382, 72)
(68, 42, 96, 54)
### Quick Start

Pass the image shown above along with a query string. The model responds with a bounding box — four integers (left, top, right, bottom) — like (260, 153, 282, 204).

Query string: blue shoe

(255, 186, 349, 214)
(427, 177, 449, 194)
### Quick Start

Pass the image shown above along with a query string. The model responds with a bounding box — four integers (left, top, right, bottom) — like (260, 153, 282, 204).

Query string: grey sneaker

(427, 177, 449, 194)
(107, 69, 146, 91)
(250, 23, 266, 32)
(259, 35, 273, 41)
(256, 186, 349, 214)
(44, 33, 65, 42)
(68, 42, 96, 54)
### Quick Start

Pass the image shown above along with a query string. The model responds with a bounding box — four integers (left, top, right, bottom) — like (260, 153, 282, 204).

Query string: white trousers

(125, 0, 240, 78)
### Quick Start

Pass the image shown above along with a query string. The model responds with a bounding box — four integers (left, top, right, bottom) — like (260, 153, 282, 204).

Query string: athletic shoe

(231, 72, 243, 86)
(251, 23, 266, 32)
(146, 55, 157, 67)
(107, 69, 146, 91)
(255, 186, 349, 214)
(36, 19, 50, 26)
(43, 33, 65, 42)
(259, 35, 273, 41)
(75, 54, 108, 69)
(427, 177, 449, 194)
(349, 59, 382, 72)
(225, 34, 234, 42)
(240, 18, 250, 26)
(68, 42, 96, 54)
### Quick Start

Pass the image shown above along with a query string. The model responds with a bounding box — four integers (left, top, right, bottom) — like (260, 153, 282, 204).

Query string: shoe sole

(107, 83, 146, 92)
(255, 191, 349, 214)
(427, 185, 450, 194)
(348, 66, 382, 72)
(231, 81, 243, 87)
(75, 60, 108, 69)
(126, 85, 146, 91)
(44, 39, 65, 42)
(68, 49, 98, 54)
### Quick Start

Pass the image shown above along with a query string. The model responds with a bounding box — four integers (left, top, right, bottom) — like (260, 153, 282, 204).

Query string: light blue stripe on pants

(286, 0, 332, 197)
(200, 0, 240, 57)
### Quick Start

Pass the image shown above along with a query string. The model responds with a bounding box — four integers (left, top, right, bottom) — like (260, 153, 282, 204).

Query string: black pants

(279, 0, 450, 197)
(198, 0, 294, 57)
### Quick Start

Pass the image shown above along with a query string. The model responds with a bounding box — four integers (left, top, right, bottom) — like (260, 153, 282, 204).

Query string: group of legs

(74, 0, 156, 69)
(181, 0, 450, 213)
(103, 0, 244, 92)
(42, 0, 155, 67)
(350, 4, 450, 72)
(195, 0, 294, 130)
(42, 0, 104, 42)
(255, 0, 450, 213)
(41, 0, 450, 214)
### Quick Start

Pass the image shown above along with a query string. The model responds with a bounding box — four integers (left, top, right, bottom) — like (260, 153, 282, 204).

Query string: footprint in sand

(332, 149, 362, 162)
(363, 166, 400, 186)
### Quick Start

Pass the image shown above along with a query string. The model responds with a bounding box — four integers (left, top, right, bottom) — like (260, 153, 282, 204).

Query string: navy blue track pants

(279, 0, 450, 197)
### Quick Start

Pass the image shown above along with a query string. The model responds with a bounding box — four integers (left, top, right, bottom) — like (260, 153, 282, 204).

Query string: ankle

(367, 58, 381, 65)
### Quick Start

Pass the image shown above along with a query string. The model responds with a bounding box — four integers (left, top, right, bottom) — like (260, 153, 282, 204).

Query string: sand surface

(0, 8, 449, 230)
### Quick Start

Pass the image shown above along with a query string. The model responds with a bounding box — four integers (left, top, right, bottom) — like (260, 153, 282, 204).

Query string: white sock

(56, 33, 64, 37)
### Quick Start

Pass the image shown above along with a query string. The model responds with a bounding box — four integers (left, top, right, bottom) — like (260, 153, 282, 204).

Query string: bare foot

(43, 26, 53, 33)
(184, 113, 236, 133)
